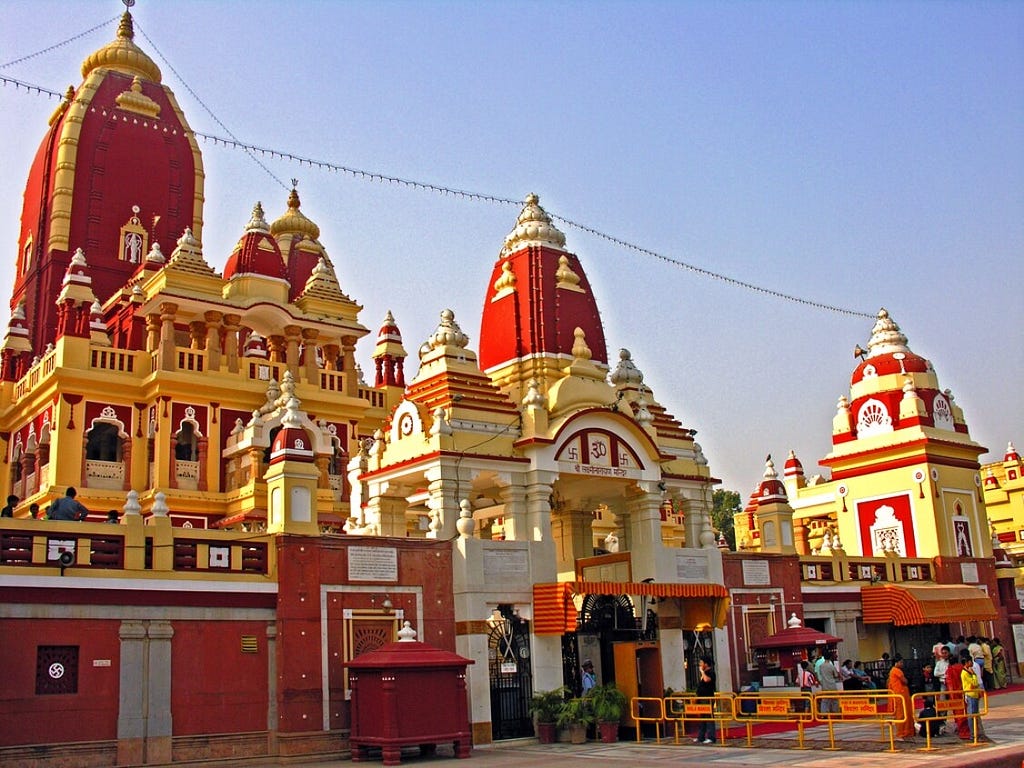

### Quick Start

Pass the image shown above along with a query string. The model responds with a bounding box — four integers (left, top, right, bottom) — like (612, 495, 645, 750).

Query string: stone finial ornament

(609, 348, 644, 386)
(571, 327, 592, 361)
(501, 193, 567, 255)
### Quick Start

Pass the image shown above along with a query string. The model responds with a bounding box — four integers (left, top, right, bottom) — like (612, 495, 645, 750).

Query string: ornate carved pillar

(145, 314, 161, 353)
(204, 311, 222, 371)
(322, 342, 340, 372)
(168, 437, 178, 490)
(625, 484, 664, 579)
(425, 466, 463, 540)
(158, 302, 178, 371)
(267, 335, 286, 364)
(283, 325, 302, 377)
(121, 439, 132, 491)
(248, 446, 263, 484)
(197, 436, 208, 492)
(301, 327, 319, 384)
(341, 335, 358, 393)
(188, 321, 205, 350)
(222, 314, 241, 373)
(498, 481, 527, 541)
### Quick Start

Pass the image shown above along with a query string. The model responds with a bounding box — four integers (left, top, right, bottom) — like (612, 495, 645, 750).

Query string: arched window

(86, 423, 122, 462)
(175, 422, 198, 461)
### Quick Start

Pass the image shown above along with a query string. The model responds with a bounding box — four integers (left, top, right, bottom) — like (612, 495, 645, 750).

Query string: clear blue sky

(1, 1, 1021, 493)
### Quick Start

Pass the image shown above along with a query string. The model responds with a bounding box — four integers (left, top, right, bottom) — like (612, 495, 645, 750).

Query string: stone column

(301, 328, 320, 384)
(283, 325, 302, 377)
(145, 314, 161, 353)
(341, 335, 358, 393)
(197, 436, 209, 492)
(498, 480, 527, 541)
(425, 465, 463, 540)
(188, 320, 205, 350)
(223, 314, 241, 373)
(158, 302, 178, 371)
(146, 621, 174, 763)
(625, 483, 663, 579)
(204, 310, 223, 371)
(267, 334, 286, 364)
(117, 621, 147, 766)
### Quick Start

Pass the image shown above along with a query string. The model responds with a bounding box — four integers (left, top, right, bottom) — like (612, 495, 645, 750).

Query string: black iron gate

(489, 606, 534, 741)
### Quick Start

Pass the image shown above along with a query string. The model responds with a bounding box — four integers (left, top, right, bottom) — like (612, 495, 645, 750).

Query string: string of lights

(133, 22, 287, 191)
(0, 66, 874, 319)
(0, 15, 120, 70)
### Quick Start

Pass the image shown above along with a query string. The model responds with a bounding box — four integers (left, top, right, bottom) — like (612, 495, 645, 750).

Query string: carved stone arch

(86, 406, 130, 440)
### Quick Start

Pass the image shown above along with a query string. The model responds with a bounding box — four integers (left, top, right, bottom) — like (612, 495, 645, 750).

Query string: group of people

(0, 488, 119, 523)
(887, 637, 999, 742)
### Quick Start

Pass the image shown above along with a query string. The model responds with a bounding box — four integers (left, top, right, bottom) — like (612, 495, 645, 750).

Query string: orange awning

(532, 580, 730, 636)
(861, 583, 998, 626)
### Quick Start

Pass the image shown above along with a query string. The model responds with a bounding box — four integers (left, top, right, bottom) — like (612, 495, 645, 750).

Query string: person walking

(887, 655, 915, 740)
(693, 657, 717, 744)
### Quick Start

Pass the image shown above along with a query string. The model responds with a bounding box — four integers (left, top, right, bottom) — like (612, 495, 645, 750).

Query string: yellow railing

(910, 690, 988, 751)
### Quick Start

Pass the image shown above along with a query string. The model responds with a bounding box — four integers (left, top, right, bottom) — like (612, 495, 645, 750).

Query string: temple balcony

(0, 517, 276, 579)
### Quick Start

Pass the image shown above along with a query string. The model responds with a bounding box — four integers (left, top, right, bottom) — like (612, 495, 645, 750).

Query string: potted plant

(557, 697, 594, 744)
(529, 686, 567, 744)
(589, 682, 627, 743)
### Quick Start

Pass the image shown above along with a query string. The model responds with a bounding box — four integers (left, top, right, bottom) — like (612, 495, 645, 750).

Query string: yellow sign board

(757, 700, 790, 716)
(840, 699, 877, 716)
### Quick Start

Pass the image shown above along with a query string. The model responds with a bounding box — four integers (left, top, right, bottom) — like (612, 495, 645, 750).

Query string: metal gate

(488, 606, 534, 741)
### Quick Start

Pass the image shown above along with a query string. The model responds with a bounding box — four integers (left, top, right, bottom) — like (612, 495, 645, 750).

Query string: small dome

(850, 309, 930, 386)
(377, 310, 403, 346)
(81, 11, 162, 83)
(1005, 442, 1021, 463)
(757, 455, 787, 504)
(224, 203, 286, 280)
(783, 449, 804, 476)
(270, 188, 321, 241)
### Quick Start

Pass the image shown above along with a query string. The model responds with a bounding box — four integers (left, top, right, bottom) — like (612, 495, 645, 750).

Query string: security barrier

(664, 693, 737, 745)
(801, 690, 904, 751)
(624, 690, 983, 752)
(630, 696, 666, 743)
(732, 691, 815, 748)
(910, 690, 989, 751)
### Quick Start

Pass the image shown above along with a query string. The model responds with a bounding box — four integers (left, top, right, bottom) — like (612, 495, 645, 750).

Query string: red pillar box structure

(347, 621, 474, 765)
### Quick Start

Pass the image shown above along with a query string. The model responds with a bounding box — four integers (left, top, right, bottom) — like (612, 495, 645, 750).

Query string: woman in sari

(945, 651, 970, 738)
(991, 638, 1008, 690)
(887, 655, 915, 739)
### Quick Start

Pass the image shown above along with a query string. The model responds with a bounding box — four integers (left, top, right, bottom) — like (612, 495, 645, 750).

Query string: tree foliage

(711, 489, 741, 550)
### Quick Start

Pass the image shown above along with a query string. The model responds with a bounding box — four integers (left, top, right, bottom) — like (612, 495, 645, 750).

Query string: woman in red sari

(887, 655, 915, 739)
(945, 651, 970, 738)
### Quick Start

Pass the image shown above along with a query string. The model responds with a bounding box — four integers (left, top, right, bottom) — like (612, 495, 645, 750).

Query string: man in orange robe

(887, 655, 914, 739)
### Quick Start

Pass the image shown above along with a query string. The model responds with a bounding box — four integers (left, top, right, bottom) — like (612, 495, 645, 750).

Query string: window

(86, 423, 122, 461)
(36, 646, 78, 695)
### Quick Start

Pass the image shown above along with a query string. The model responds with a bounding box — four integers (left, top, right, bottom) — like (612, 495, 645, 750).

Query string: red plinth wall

(346, 638, 473, 765)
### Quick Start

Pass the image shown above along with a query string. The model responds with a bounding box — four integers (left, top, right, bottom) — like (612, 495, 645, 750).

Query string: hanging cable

(134, 21, 288, 191)
(0, 72, 873, 319)
(0, 14, 120, 70)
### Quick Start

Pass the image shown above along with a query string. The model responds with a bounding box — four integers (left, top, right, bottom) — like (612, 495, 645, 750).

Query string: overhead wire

(0, 30, 874, 320)
(0, 14, 120, 69)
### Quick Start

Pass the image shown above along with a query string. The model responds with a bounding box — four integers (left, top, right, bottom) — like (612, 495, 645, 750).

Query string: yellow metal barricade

(630, 696, 665, 743)
(910, 690, 988, 751)
(664, 693, 735, 745)
(731, 691, 814, 748)
(812, 690, 902, 752)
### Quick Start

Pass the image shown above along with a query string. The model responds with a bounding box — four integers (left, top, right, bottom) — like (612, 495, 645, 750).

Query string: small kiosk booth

(346, 621, 474, 765)
(750, 613, 841, 686)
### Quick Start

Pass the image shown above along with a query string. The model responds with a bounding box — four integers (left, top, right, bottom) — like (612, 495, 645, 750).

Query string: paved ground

(213, 687, 1024, 768)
